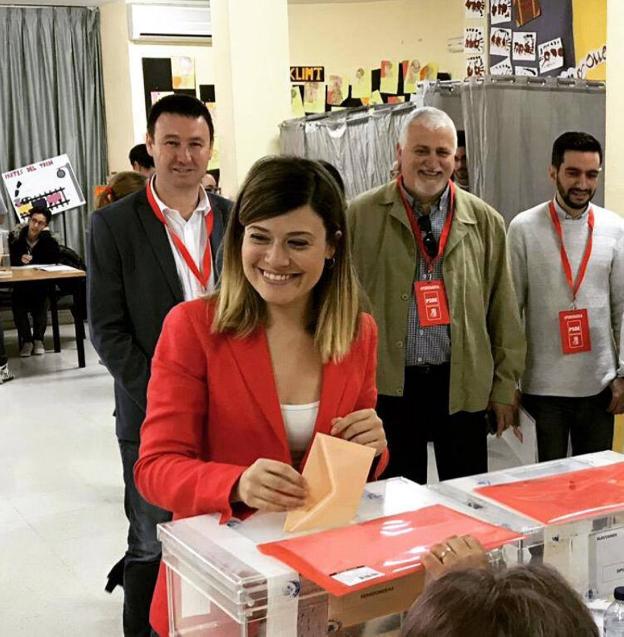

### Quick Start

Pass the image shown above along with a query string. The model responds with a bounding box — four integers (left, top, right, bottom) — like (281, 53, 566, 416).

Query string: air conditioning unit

(128, 2, 212, 44)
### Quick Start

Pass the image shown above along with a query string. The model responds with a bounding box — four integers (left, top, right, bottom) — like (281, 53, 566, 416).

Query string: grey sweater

(508, 199, 624, 397)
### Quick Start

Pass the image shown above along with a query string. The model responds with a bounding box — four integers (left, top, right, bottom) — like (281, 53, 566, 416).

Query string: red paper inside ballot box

(475, 462, 624, 525)
(259, 504, 521, 596)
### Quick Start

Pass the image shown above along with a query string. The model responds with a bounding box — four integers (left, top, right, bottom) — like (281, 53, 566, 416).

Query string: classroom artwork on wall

(379, 60, 399, 94)
(351, 67, 371, 99)
(199, 84, 220, 171)
(401, 60, 421, 94)
(1, 154, 85, 222)
(484, 0, 605, 79)
(288, 57, 441, 117)
(142, 58, 197, 121)
(171, 56, 195, 89)
(465, 0, 486, 19)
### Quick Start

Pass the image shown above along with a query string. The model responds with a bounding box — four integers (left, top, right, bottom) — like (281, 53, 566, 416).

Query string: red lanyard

(548, 200, 594, 304)
(146, 180, 214, 290)
(397, 177, 455, 273)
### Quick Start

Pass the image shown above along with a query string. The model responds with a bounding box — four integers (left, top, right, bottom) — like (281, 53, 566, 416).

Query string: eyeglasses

(417, 214, 438, 258)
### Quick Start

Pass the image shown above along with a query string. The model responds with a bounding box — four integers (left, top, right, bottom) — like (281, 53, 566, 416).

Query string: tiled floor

(1, 325, 124, 636)
(0, 323, 521, 636)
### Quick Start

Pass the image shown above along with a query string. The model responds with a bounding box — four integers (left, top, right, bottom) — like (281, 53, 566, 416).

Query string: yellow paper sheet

(327, 75, 346, 106)
(171, 56, 195, 89)
(380, 60, 398, 94)
(303, 82, 326, 114)
(352, 67, 371, 99)
(419, 62, 439, 81)
(369, 90, 384, 105)
(284, 433, 375, 533)
(291, 86, 305, 118)
(402, 59, 421, 94)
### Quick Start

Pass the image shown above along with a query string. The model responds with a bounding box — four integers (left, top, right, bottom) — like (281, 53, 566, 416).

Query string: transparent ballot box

(431, 451, 624, 602)
(158, 478, 523, 636)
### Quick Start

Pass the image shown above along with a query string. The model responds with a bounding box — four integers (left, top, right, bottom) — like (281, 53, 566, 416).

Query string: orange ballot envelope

(475, 462, 624, 525)
(261, 504, 522, 596)
(284, 433, 375, 533)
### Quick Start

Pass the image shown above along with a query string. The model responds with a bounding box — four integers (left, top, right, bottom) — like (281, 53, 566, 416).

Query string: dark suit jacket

(87, 187, 231, 442)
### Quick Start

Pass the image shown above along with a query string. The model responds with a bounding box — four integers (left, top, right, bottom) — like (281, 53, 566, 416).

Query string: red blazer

(134, 298, 388, 636)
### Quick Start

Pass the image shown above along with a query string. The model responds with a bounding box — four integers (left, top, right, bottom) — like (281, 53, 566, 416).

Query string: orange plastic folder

(259, 505, 522, 596)
(475, 463, 624, 525)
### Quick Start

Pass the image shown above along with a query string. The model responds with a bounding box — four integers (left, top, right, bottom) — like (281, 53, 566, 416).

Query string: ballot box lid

(432, 451, 624, 533)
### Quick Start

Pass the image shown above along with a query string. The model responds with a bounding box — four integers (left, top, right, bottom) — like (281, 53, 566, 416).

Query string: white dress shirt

(150, 177, 215, 301)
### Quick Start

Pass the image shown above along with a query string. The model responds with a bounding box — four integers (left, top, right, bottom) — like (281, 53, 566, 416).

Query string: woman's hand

(233, 458, 308, 512)
(330, 408, 387, 456)
(422, 535, 488, 581)
(21, 254, 32, 265)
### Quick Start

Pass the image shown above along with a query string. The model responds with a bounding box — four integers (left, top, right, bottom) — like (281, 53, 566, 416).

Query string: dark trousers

(377, 364, 488, 484)
(12, 283, 49, 343)
(118, 439, 172, 637)
(0, 319, 6, 366)
(522, 389, 614, 462)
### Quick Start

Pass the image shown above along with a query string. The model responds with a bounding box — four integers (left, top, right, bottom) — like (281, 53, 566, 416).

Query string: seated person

(10, 204, 60, 357)
(134, 156, 388, 636)
(402, 535, 598, 637)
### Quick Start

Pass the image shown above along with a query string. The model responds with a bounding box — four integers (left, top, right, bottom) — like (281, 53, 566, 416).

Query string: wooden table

(0, 266, 87, 367)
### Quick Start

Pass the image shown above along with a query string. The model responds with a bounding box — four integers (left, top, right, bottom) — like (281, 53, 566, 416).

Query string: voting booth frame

(158, 451, 624, 636)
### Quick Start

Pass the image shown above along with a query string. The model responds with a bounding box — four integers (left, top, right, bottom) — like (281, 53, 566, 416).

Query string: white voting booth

(159, 452, 624, 636)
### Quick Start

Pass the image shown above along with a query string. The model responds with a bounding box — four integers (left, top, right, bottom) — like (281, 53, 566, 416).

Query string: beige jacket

(347, 181, 525, 413)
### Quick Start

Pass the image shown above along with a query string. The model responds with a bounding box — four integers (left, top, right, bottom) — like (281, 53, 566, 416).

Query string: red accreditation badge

(559, 309, 591, 355)
(414, 280, 450, 327)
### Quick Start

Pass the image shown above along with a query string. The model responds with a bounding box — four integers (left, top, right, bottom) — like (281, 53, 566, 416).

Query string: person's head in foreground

(214, 155, 361, 362)
(402, 554, 598, 637)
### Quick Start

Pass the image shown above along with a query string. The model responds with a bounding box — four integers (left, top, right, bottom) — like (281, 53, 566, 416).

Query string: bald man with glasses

(347, 107, 525, 484)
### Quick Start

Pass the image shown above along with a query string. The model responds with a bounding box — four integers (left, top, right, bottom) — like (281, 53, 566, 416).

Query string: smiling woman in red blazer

(134, 155, 388, 636)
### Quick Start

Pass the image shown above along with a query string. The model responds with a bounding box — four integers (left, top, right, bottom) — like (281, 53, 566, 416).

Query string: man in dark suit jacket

(88, 94, 231, 637)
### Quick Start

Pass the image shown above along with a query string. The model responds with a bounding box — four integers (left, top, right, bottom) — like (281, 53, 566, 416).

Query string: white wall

(288, 0, 465, 82)
(100, 0, 214, 174)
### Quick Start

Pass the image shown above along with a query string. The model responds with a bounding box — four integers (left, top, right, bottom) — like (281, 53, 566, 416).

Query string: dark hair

(146, 94, 214, 143)
(456, 129, 466, 148)
(128, 144, 154, 170)
(551, 132, 602, 169)
(401, 564, 598, 637)
(29, 204, 52, 224)
(318, 160, 345, 194)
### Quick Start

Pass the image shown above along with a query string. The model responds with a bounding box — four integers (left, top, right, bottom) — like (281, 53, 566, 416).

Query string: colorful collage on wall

(289, 57, 441, 118)
(486, 0, 605, 79)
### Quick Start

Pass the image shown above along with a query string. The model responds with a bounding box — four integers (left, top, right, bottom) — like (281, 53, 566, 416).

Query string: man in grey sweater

(508, 132, 624, 461)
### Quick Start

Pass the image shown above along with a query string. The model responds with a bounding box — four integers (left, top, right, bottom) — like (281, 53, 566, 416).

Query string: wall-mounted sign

(290, 66, 324, 82)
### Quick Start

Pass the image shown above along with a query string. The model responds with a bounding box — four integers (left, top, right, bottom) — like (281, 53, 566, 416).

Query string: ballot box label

(331, 566, 383, 587)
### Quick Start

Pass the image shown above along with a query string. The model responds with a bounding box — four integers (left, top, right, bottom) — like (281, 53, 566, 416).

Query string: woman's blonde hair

(213, 155, 362, 363)
(96, 171, 147, 209)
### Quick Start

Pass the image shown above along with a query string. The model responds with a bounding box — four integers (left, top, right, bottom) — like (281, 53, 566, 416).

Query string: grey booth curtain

(280, 80, 606, 222)
(0, 6, 108, 255)
(463, 78, 605, 223)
